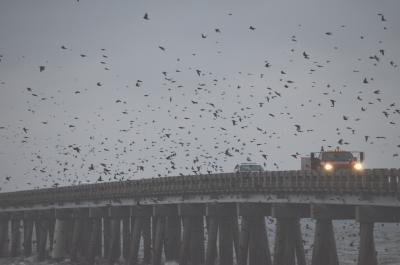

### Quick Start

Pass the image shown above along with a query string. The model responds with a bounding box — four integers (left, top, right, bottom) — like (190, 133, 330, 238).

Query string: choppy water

(1, 219, 399, 265)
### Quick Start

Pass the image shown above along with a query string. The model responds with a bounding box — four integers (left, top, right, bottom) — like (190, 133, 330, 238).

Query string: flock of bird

(0, 6, 399, 265)
(0, 9, 399, 191)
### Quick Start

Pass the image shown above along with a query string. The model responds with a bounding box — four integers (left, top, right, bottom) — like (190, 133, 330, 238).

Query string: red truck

(301, 148, 364, 171)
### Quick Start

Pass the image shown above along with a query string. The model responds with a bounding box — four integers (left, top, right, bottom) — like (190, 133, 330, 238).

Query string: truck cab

(303, 149, 364, 172)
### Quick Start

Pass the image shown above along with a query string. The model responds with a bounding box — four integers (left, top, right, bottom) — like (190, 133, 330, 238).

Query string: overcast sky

(0, 0, 399, 192)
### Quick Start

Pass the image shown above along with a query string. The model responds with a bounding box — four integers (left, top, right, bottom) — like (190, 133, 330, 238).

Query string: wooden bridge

(0, 169, 400, 265)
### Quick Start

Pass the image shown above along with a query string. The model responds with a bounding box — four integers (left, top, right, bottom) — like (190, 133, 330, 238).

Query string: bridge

(0, 169, 399, 265)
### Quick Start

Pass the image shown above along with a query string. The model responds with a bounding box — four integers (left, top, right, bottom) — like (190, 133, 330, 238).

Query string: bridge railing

(0, 169, 399, 208)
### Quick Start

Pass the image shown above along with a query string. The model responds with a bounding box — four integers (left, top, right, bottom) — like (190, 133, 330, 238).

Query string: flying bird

(143, 13, 149, 20)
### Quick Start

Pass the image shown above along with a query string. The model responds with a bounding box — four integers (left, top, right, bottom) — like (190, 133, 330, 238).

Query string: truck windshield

(321, 152, 354, 162)
(239, 164, 263, 171)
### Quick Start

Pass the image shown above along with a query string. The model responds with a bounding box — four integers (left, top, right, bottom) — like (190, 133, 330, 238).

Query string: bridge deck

(0, 169, 399, 211)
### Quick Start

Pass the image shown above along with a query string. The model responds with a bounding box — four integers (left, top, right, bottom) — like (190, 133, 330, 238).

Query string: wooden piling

(205, 216, 218, 265)
(179, 204, 205, 265)
(238, 203, 272, 265)
(122, 217, 130, 260)
(127, 215, 143, 265)
(272, 204, 307, 265)
(0, 213, 9, 257)
(142, 216, 152, 264)
(87, 208, 103, 265)
(23, 212, 34, 257)
(164, 213, 181, 262)
(10, 218, 21, 257)
(179, 215, 192, 265)
(103, 216, 111, 258)
(37, 216, 50, 261)
(51, 209, 72, 260)
(357, 222, 377, 265)
(70, 208, 88, 262)
(107, 206, 130, 265)
(152, 216, 165, 265)
(238, 217, 249, 265)
(206, 203, 237, 265)
(311, 219, 338, 265)
(108, 218, 121, 264)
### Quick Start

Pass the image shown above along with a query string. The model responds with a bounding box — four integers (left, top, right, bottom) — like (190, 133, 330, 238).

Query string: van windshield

(321, 152, 353, 162)
(239, 164, 263, 172)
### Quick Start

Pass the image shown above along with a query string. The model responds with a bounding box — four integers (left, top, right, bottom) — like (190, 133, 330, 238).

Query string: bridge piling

(36, 210, 52, 261)
(356, 206, 378, 265)
(272, 204, 307, 265)
(163, 205, 181, 263)
(205, 203, 236, 265)
(238, 203, 272, 265)
(122, 216, 130, 260)
(70, 208, 88, 262)
(310, 204, 352, 265)
(51, 209, 72, 260)
(22, 212, 35, 257)
(179, 204, 205, 265)
(127, 210, 143, 265)
(205, 213, 218, 265)
(48, 217, 55, 254)
(107, 206, 130, 265)
(0, 213, 9, 257)
(103, 214, 111, 259)
(10, 212, 22, 257)
(142, 215, 152, 264)
(127, 205, 152, 265)
(87, 208, 103, 265)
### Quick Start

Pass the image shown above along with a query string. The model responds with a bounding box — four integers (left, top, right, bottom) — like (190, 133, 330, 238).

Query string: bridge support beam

(0, 213, 9, 257)
(51, 209, 72, 260)
(272, 204, 307, 265)
(238, 203, 272, 265)
(179, 204, 205, 265)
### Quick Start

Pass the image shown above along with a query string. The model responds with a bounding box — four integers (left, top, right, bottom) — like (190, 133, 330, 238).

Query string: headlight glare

(354, 163, 363, 171)
(324, 163, 333, 171)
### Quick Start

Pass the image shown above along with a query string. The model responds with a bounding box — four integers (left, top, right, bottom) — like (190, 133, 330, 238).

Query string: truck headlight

(353, 163, 363, 171)
(324, 163, 333, 171)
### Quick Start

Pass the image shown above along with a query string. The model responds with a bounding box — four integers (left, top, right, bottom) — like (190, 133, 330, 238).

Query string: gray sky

(0, 0, 399, 191)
